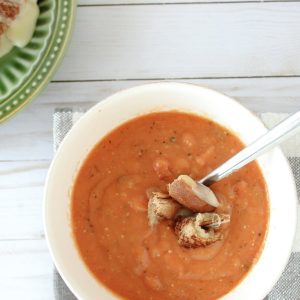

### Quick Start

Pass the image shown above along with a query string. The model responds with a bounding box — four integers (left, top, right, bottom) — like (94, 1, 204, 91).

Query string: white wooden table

(1, 0, 300, 299)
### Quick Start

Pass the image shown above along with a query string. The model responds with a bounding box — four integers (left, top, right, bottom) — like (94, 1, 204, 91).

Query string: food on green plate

(0, 0, 39, 58)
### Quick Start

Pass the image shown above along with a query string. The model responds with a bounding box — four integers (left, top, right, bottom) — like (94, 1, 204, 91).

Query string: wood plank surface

(0, 161, 48, 239)
(54, 2, 300, 80)
(0, 77, 300, 161)
(0, 240, 54, 300)
(77, 0, 289, 5)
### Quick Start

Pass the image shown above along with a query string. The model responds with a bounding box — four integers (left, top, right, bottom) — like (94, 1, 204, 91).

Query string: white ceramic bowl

(44, 82, 297, 300)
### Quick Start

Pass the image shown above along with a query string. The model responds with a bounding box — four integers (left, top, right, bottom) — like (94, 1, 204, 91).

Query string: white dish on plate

(44, 82, 297, 300)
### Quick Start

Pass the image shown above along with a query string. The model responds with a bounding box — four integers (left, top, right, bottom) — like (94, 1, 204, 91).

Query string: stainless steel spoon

(199, 110, 300, 187)
(168, 111, 300, 215)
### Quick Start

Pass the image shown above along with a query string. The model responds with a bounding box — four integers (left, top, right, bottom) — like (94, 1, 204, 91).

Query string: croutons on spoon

(168, 175, 219, 212)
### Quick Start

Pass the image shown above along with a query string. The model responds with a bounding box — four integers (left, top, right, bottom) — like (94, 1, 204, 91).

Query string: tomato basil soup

(71, 112, 269, 300)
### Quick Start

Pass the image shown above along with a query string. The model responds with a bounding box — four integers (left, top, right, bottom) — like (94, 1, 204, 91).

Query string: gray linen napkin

(53, 109, 300, 300)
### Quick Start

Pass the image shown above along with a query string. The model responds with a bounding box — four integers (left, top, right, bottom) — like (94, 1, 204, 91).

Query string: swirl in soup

(71, 111, 269, 300)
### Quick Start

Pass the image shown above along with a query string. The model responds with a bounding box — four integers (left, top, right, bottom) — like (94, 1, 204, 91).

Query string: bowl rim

(44, 82, 298, 300)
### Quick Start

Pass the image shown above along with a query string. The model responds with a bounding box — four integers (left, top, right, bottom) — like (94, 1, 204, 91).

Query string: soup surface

(72, 112, 269, 300)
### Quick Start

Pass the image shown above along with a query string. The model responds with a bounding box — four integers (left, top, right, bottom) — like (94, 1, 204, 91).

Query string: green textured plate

(0, 0, 76, 123)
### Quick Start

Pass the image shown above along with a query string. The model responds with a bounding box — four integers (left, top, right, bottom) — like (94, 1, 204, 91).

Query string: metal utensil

(199, 111, 300, 187)
(168, 111, 300, 228)
(197, 110, 300, 228)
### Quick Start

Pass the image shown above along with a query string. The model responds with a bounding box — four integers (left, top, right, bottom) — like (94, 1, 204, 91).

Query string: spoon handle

(199, 111, 300, 186)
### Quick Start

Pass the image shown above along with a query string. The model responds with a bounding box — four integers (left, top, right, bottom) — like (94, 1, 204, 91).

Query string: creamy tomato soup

(71, 112, 269, 300)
